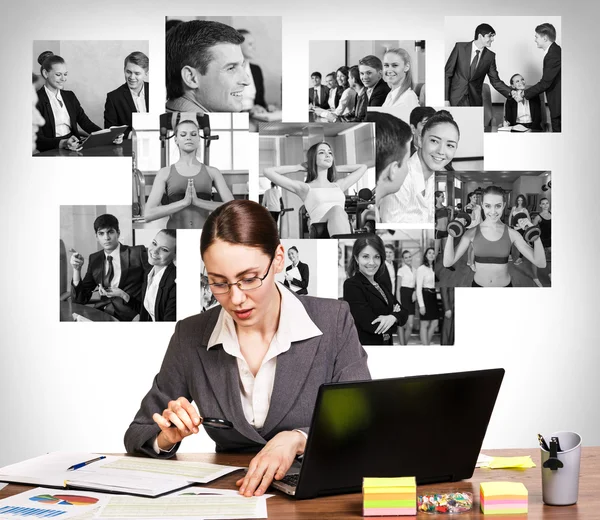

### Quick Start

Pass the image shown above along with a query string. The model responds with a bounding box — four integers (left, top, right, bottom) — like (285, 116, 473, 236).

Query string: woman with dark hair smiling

(443, 186, 546, 287)
(264, 142, 367, 236)
(314, 66, 356, 120)
(35, 52, 122, 153)
(343, 235, 408, 345)
(416, 247, 438, 345)
(125, 200, 370, 497)
(378, 110, 459, 224)
(283, 246, 309, 295)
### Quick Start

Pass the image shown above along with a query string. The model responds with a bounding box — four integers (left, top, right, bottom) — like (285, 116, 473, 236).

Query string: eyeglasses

(206, 254, 275, 295)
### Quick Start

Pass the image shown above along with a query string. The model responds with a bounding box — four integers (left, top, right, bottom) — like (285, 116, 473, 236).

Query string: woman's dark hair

(305, 141, 336, 183)
(467, 191, 477, 203)
(38, 51, 65, 76)
(200, 200, 280, 258)
(515, 194, 526, 207)
(435, 190, 444, 199)
(421, 109, 460, 139)
(288, 246, 298, 253)
(482, 185, 506, 198)
(401, 250, 411, 258)
(348, 65, 362, 87)
(347, 234, 386, 279)
(422, 247, 435, 268)
(510, 73, 523, 86)
(336, 66, 350, 89)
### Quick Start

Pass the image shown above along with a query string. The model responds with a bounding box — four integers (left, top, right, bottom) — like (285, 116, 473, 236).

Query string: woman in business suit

(139, 230, 177, 322)
(503, 74, 543, 131)
(35, 52, 121, 153)
(125, 200, 370, 497)
(343, 235, 408, 345)
(283, 246, 309, 295)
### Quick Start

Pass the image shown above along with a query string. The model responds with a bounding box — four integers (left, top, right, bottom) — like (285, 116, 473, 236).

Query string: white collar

(44, 85, 63, 102)
(105, 243, 121, 260)
(207, 282, 322, 355)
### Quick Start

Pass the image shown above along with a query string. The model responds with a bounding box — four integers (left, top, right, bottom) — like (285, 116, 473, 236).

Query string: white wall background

(444, 16, 562, 103)
(34, 40, 149, 128)
(1, 0, 598, 468)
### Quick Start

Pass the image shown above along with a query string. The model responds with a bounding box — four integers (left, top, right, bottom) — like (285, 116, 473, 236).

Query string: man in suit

(380, 243, 399, 297)
(104, 52, 149, 138)
(165, 20, 251, 113)
(518, 23, 561, 132)
(358, 55, 390, 108)
(283, 246, 309, 295)
(70, 214, 148, 321)
(308, 72, 329, 109)
(445, 23, 513, 107)
(504, 73, 543, 131)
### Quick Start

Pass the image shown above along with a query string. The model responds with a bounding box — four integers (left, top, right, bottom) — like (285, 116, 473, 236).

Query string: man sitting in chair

(70, 214, 148, 321)
(503, 73, 543, 131)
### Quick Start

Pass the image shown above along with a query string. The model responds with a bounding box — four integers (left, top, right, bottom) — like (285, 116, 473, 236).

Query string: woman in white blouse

(381, 48, 420, 119)
(416, 247, 439, 345)
(396, 250, 416, 345)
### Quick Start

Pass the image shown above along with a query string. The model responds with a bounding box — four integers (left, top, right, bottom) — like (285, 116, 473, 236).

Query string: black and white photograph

(436, 170, 552, 287)
(132, 111, 250, 230)
(308, 40, 426, 124)
(375, 106, 484, 227)
(165, 16, 282, 130)
(275, 240, 318, 296)
(33, 40, 149, 156)
(339, 232, 454, 346)
(445, 17, 561, 132)
(60, 206, 177, 322)
(259, 122, 376, 239)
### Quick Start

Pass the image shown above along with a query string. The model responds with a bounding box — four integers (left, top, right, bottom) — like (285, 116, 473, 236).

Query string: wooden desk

(1, 448, 598, 518)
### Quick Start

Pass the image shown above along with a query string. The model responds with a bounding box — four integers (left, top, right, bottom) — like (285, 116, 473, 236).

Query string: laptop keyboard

(279, 473, 299, 487)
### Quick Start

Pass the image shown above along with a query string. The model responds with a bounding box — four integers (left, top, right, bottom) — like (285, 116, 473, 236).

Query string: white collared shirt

(385, 261, 396, 295)
(378, 152, 434, 225)
(130, 85, 146, 114)
(104, 244, 122, 289)
(397, 264, 415, 289)
(516, 98, 532, 123)
(242, 62, 257, 111)
(470, 41, 483, 69)
(44, 85, 71, 137)
(416, 264, 435, 308)
(327, 87, 337, 110)
(207, 282, 322, 429)
(143, 265, 167, 321)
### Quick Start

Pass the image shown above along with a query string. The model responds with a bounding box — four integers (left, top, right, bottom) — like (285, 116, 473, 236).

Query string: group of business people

(68, 214, 176, 322)
(445, 22, 561, 132)
(309, 47, 421, 123)
(33, 50, 149, 153)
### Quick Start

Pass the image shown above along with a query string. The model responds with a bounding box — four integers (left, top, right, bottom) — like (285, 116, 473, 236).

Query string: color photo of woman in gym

(436, 170, 551, 287)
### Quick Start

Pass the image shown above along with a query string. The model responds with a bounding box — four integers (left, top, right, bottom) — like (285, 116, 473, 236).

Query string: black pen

(67, 455, 106, 471)
(538, 433, 550, 451)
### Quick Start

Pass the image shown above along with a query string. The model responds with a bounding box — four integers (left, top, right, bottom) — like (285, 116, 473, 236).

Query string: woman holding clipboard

(283, 246, 309, 295)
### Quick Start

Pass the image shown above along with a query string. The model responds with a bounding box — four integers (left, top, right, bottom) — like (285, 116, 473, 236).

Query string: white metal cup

(540, 431, 582, 506)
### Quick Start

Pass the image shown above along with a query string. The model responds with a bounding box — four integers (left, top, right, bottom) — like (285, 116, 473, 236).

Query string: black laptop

(271, 368, 504, 499)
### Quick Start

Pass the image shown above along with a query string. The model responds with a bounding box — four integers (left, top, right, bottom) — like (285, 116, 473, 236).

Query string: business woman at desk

(143, 119, 234, 229)
(125, 200, 370, 497)
(35, 52, 122, 153)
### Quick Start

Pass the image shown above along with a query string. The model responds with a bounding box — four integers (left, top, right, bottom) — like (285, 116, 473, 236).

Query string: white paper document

(0, 487, 109, 520)
(286, 267, 302, 292)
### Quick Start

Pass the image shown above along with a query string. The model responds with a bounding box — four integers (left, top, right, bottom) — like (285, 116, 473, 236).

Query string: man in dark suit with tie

(70, 214, 148, 322)
(380, 243, 399, 297)
(358, 55, 390, 108)
(519, 23, 561, 132)
(308, 72, 330, 109)
(104, 52, 149, 138)
(445, 23, 513, 107)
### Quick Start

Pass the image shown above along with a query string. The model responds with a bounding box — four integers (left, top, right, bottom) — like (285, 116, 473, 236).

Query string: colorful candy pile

(480, 482, 528, 515)
(363, 477, 417, 516)
(418, 492, 473, 513)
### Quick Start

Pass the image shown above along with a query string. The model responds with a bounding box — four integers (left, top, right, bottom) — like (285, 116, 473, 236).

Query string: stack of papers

(363, 477, 416, 516)
(480, 482, 528, 515)
(0, 452, 242, 497)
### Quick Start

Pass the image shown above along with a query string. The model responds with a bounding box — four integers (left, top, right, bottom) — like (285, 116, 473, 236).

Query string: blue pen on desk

(67, 455, 106, 471)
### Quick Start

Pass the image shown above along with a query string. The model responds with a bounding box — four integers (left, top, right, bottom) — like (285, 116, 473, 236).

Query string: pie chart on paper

(30, 494, 99, 506)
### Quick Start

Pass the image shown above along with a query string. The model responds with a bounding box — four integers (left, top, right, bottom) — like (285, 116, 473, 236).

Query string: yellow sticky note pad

(488, 456, 536, 469)
(480, 482, 528, 496)
(363, 477, 416, 488)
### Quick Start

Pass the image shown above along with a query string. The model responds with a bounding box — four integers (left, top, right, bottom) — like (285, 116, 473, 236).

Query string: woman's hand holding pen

(372, 314, 397, 334)
(236, 430, 306, 497)
(153, 397, 203, 451)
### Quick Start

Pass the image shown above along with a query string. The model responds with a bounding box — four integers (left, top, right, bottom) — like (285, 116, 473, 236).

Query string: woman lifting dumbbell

(464, 192, 482, 271)
(531, 197, 552, 287)
(434, 191, 454, 261)
(443, 186, 546, 287)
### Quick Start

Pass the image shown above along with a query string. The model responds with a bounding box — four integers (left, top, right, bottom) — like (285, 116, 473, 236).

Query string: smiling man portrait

(165, 20, 250, 113)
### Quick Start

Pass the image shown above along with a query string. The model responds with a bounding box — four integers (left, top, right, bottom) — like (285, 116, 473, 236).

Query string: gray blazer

(124, 295, 370, 456)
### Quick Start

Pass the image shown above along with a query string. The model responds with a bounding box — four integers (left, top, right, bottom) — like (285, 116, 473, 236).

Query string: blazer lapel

(198, 313, 267, 444)
(358, 271, 388, 305)
(121, 83, 137, 114)
(260, 334, 321, 436)
(119, 244, 130, 288)
(38, 88, 56, 137)
(92, 252, 105, 287)
(144, 82, 149, 111)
